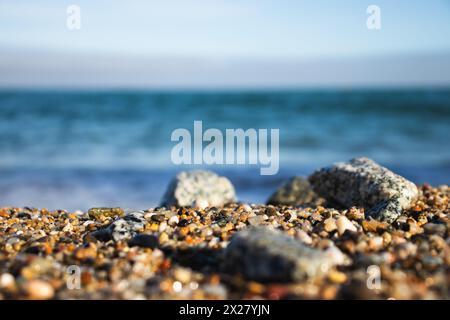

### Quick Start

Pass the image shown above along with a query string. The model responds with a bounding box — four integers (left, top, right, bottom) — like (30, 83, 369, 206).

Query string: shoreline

(1, 164, 450, 212)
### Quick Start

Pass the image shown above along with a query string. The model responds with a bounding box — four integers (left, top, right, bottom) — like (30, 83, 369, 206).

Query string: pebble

(346, 207, 365, 220)
(248, 215, 267, 226)
(92, 211, 147, 242)
(336, 216, 357, 235)
(362, 219, 388, 233)
(423, 223, 446, 237)
(88, 207, 124, 220)
(160, 170, 236, 207)
(158, 232, 169, 244)
(327, 270, 347, 284)
(151, 214, 165, 222)
(368, 236, 384, 251)
(168, 215, 179, 226)
(24, 280, 54, 300)
(75, 243, 97, 260)
(158, 221, 168, 233)
(173, 268, 192, 283)
(324, 218, 337, 232)
(0, 273, 15, 289)
(296, 230, 313, 245)
(128, 234, 159, 248)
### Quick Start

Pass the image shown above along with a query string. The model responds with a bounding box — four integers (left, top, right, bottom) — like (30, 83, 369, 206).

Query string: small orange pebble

(24, 279, 54, 300)
(43, 243, 53, 255)
(321, 285, 338, 300)
(192, 291, 205, 300)
(417, 214, 428, 226)
(209, 274, 221, 285)
(362, 219, 388, 233)
(220, 232, 230, 241)
(342, 240, 356, 254)
(159, 232, 169, 243)
(126, 250, 137, 259)
(66, 243, 76, 252)
(74, 243, 97, 260)
(327, 270, 347, 284)
(0, 209, 10, 217)
(347, 207, 365, 220)
(179, 227, 190, 237)
(160, 259, 172, 271)
(115, 242, 127, 251)
(159, 279, 172, 292)
(185, 235, 195, 244)
(286, 229, 296, 236)
(316, 206, 325, 213)
(81, 271, 93, 286)
(247, 281, 265, 295)
(223, 222, 234, 232)
(266, 284, 289, 300)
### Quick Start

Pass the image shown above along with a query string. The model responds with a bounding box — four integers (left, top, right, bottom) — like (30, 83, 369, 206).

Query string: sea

(0, 89, 449, 210)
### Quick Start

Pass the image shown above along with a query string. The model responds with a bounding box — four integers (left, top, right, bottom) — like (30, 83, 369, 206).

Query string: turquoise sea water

(0, 89, 449, 210)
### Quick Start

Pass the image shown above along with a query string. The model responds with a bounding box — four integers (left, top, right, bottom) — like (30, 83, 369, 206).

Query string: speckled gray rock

(90, 211, 146, 242)
(161, 170, 236, 208)
(309, 157, 418, 223)
(223, 227, 346, 282)
(267, 176, 321, 206)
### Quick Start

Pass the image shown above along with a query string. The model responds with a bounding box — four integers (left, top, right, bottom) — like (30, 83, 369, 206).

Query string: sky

(1, 0, 450, 88)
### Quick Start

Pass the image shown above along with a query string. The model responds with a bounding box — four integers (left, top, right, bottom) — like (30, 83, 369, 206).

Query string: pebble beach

(0, 158, 449, 300)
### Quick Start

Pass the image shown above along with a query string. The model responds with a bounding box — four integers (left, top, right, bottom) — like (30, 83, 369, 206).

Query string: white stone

(336, 216, 357, 235)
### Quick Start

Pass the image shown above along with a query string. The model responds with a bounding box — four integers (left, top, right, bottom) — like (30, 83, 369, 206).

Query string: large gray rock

(309, 157, 418, 223)
(267, 176, 321, 206)
(223, 227, 346, 282)
(161, 170, 236, 208)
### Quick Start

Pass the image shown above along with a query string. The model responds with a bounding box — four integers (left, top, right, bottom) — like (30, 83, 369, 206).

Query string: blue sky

(1, 0, 450, 88)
